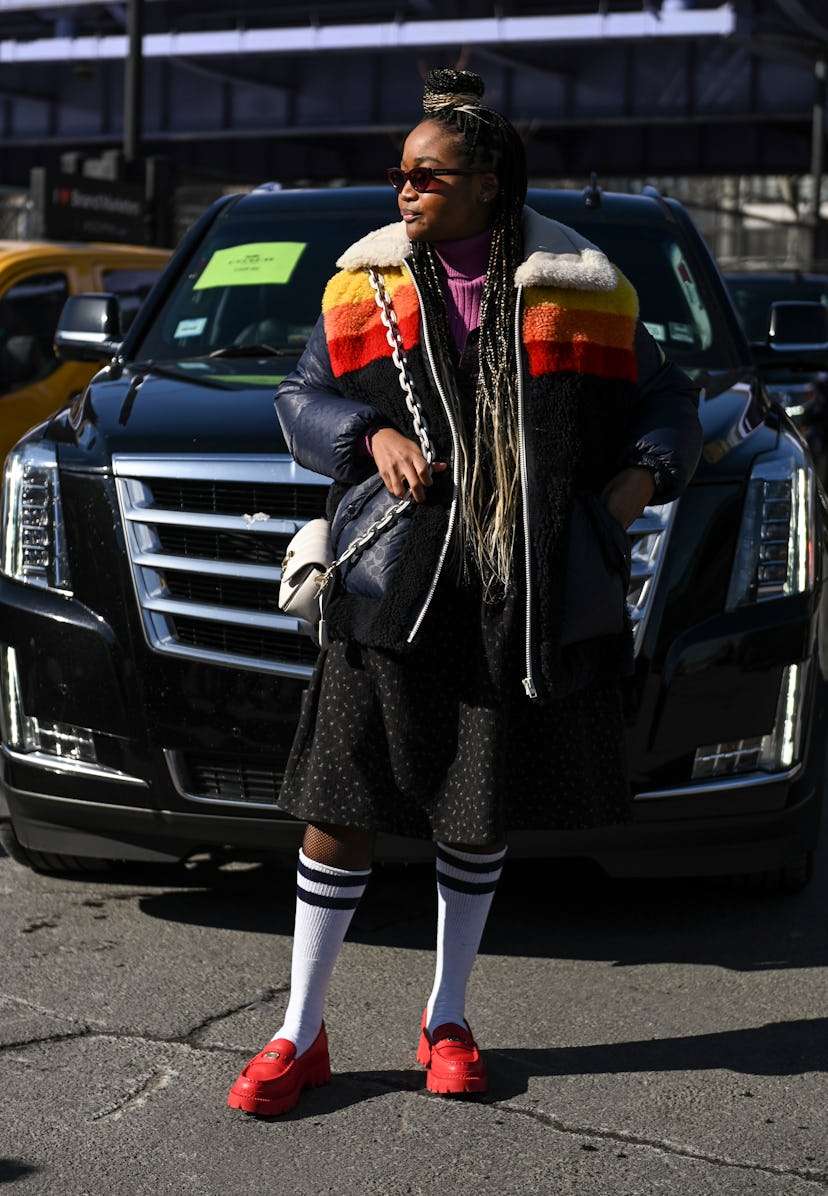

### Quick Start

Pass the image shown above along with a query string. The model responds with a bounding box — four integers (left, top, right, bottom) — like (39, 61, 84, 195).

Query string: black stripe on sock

(296, 884, 363, 910)
(436, 872, 501, 896)
(297, 857, 370, 888)
(436, 843, 505, 874)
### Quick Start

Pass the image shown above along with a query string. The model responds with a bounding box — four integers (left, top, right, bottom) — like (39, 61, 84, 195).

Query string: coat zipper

(514, 283, 538, 700)
(402, 263, 462, 644)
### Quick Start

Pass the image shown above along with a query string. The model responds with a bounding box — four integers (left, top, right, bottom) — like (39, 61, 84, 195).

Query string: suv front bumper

(0, 573, 823, 875)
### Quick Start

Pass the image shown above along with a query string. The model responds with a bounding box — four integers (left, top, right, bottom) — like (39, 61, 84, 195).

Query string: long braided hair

(411, 68, 528, 601)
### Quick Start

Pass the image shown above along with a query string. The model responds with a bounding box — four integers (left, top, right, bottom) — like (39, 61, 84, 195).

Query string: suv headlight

(691, 662, 805, 778)
(726, 437, 814, 609)
(1, 442, 71, 592)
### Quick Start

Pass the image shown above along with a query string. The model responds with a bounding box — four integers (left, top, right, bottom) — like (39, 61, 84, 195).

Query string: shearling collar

(516, 207, 617, 292)
(335, 205, 618, 293)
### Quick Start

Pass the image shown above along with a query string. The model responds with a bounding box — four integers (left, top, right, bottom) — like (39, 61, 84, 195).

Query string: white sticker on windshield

(174, 317, 207, 338)
(643, 321, 666, 342)
(668, 322, 695, 344)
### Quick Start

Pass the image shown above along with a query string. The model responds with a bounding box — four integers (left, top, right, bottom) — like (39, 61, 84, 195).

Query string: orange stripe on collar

(324, 274, 420, 376)
(524, 303, 637, 351)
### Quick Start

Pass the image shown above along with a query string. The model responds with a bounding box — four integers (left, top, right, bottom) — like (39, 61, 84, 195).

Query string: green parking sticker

(193, 242, 306, 290)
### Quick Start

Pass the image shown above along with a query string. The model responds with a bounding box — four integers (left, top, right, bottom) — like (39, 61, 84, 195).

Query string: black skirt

(277, 574, 632, 845)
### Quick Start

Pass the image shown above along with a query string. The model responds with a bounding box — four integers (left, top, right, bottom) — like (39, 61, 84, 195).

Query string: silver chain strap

(318, 268, 436, 589)
(368, 268, 434, 467)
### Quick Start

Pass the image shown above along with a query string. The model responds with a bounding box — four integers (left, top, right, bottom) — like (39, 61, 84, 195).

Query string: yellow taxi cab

(0, 240, 170, 461)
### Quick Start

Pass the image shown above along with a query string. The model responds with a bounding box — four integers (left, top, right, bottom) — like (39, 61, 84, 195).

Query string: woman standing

(228, 68, 702, 1116)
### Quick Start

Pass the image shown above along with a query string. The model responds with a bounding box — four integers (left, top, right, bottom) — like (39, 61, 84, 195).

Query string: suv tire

(0, 821, 113, 875)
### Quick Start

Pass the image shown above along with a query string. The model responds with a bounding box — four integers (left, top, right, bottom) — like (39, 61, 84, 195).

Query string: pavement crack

(89, 1064, 178, 1122)
(184, 986, 287, 1048)
(494, 1099, 828, 1186)
(0, 993, 92, 1032)
(1, 986, 289, 1057)
(0, 1029, 91, 1051)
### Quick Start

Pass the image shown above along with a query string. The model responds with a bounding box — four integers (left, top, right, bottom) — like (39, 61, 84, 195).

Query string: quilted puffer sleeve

(621, 322, 703, 502)
(275, 315, 380, 483)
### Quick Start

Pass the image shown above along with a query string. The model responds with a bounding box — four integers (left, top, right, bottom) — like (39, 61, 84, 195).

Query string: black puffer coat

(276, 208, 702, 700)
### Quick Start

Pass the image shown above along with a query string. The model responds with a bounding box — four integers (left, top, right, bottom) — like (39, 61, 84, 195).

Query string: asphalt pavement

(1, 827, 828, 1195)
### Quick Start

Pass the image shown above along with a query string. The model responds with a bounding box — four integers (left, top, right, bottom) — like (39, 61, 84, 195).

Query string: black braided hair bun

(422, 68, 485, 115)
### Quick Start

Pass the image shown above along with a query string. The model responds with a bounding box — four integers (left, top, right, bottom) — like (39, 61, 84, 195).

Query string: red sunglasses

(386, 166, 487, 194)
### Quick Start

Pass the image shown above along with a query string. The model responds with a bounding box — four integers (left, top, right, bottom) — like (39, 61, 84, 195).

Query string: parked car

(0, 184, 826, 890)
(0, 239, 170, 465)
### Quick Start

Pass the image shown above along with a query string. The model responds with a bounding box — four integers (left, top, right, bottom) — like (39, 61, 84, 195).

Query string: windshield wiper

(140, 361, 233, 390)
(207, 344, 298, 358)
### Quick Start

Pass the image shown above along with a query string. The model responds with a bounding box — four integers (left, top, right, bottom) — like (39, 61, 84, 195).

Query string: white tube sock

(273, 848, 371, 1057)
(425, 842, 506, 1035)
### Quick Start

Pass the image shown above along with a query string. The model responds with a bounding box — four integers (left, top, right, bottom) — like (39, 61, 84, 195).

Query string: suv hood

(51, 358, 765, 480)
(53, 361, 295, 467)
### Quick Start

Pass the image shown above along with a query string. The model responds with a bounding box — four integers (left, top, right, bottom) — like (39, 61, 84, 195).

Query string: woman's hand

(370, 427, 448, 503)
(600, 467, 656, 529)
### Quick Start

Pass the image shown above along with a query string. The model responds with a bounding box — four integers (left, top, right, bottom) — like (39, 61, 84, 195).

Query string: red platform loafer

(227, 1023, 331, 1116)
(416, 1010, 488, 1095)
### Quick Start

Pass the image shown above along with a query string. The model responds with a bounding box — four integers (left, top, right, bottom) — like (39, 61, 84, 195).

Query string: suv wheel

(0, 821, 113, 875)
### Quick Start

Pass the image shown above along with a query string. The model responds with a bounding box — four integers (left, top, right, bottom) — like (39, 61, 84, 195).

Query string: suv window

(133, 212, 381, 363)
(130, 196, 733, 376)
(0, 271, 68, 394)
(102, 267, 164, 333)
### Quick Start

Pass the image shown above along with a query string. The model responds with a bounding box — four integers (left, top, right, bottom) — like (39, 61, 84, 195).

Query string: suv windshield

(133, 209, 383, 365)
(131, 192, 736, 380)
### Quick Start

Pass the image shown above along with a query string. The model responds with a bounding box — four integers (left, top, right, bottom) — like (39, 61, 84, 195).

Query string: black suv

(1, 184, 827, 888)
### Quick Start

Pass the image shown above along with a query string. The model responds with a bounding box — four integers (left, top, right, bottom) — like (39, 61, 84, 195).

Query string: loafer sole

(417, 1020, 488, 1095)
(227, 1059, 331, 1116)
(228, 1024, 331, 1117)
(425, 1071, 488, 1095)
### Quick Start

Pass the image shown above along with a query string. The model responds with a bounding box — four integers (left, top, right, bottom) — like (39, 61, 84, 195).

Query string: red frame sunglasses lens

(387, 168, 433, 193)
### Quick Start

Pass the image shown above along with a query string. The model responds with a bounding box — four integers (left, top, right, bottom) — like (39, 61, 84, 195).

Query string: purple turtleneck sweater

(363, 227, 492, 457)
(434, 227, 492, 354)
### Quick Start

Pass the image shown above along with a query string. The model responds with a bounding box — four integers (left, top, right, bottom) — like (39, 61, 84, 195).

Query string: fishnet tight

(302, 822, 503, 869)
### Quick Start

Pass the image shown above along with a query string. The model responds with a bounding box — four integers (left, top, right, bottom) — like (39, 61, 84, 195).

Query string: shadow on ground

(0, 1159, 39, 1185)
(223, 1017, 828, 1123)
(127, 841, 828, 973)
(3, 828, 827, 973)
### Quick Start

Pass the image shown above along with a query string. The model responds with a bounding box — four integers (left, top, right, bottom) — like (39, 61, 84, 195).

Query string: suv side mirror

(54, 293, 123, 363)
(750, 300, 828, 370)
(769, 300, 828, 350)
